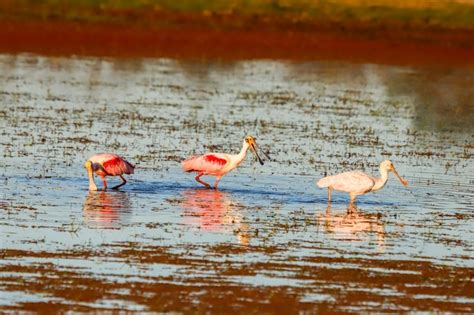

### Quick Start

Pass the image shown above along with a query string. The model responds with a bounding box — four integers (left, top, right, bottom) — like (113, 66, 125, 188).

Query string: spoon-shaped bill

(249, 143, 264, 165)
(392, 166, 408, 187)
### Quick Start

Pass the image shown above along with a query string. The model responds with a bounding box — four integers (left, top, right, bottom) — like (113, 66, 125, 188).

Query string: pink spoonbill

(317, 160, 408, 210)
(85, 153, 135, 191)
(182, 135, 267, 189)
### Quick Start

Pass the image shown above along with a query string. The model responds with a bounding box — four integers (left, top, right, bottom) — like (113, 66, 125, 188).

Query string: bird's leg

(349, 192, 357, 205)
(347, 204, 356, 214)
(101, 176, 108, 191)
(327, 187, 333, 205)
(348, 193, 357, 214)
(214, 176, 222, 190)
(195, 173, 211, 189)
(325, 205, 331, 218)
(111, 175, 127, 190)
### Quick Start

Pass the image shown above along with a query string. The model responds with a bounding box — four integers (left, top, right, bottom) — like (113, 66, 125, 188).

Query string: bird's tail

(124, 160, 135, 174)
(181, 156, 198, 172)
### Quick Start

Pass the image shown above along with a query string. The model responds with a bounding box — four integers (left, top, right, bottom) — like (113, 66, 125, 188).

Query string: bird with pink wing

(182, 135, 269, 190)
(84, 153, 135, 191)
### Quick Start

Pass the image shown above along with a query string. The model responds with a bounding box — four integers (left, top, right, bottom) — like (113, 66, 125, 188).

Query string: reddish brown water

(1, 54, 473, 312)
(1, 19, 474, 66)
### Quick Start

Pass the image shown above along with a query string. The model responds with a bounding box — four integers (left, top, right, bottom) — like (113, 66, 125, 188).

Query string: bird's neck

(232, 142, 249, 165)
(372, 167, 389, 191)
(87, 168, 98, 191)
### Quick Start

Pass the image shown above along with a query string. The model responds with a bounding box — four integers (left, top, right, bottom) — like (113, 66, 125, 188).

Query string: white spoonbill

(182, 135, 267, 189)
(85, 153, 135, 191)
(317, 160, 408, 209)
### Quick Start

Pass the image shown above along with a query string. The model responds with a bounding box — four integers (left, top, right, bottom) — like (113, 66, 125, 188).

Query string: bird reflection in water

(83, 191, 132, 229)
(180, 189, 250, 245)
(317, 207, 385, 251)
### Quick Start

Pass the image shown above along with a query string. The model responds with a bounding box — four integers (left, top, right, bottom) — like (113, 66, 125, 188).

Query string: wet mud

(0, 54, 473, 312)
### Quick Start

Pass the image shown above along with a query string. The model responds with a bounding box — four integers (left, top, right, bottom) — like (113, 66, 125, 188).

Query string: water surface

(1, 54, 473, 312)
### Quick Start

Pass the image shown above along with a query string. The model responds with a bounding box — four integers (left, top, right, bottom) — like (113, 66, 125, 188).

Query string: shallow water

(1, 54, 473, 312)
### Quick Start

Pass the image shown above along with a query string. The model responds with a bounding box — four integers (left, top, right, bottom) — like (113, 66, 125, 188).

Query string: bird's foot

(325, 205, 331, 214)
(111, 182, 126, 190)
(347, 203, 358, 214)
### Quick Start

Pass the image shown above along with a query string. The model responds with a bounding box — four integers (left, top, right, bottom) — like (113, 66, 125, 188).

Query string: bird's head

(84, 160, 93, 171)
(244, 135, 264, 165)
(381, 160, 408, 187)
(84, 160, 98, 191)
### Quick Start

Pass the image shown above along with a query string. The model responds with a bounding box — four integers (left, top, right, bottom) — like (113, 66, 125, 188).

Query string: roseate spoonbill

(84, 153, 135, 191)
(182, 135, 267, 189)
(317, 160, 408, 209)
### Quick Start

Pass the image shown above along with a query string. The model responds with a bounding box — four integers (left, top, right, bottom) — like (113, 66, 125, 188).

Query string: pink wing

(90, 153, 135, 176)
(182, 154, 229, 174)
(317, 171, 374, 194)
